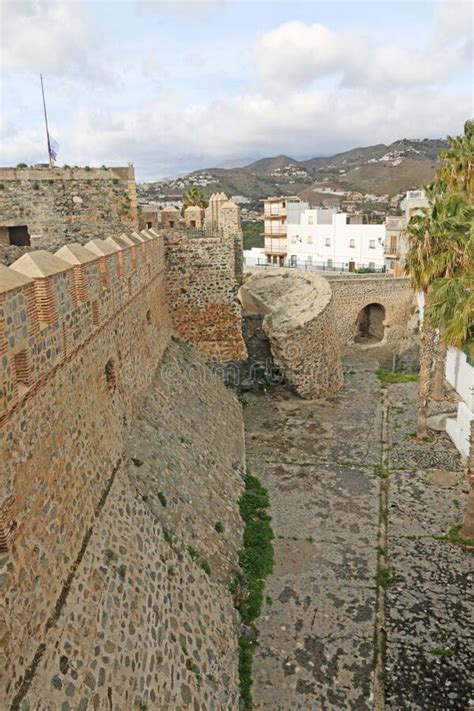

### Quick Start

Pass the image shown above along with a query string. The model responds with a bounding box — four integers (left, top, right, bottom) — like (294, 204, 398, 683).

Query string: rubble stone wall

(240, 270, 344, 398)
(0, 166, 138, 246)
(164, 230, 247, 362)
(326, 275, 414, 350)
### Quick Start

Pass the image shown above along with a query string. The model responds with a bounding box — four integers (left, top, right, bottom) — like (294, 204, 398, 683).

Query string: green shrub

(214, 521, 224, 534)
(157, 491, 167, 507)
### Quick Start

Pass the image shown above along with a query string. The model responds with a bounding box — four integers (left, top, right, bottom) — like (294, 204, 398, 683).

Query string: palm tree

(405, 206, 436, 437)
(428, 275, 474, 538)
(425, 192, 473, 400)
(405, 189, 472, 433)
(437, 119, 474, 197)
(428, 121, 474, 398)
(183, 187, 207, 211)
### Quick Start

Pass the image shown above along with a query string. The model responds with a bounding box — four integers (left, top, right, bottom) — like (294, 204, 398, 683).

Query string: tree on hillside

(183, 187, 207, 211)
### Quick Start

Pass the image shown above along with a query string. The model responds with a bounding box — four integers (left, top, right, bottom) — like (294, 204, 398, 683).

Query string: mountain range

(138, 138, 446, 204)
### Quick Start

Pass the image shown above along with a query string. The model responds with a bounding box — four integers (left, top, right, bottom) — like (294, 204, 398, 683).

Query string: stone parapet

(0, 230, 165, 417)
(0, 229, 173, 706)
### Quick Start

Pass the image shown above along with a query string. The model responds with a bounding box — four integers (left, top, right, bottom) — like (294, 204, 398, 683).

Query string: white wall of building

(286, 210, 386, 269)
(445, 347, 473, 459)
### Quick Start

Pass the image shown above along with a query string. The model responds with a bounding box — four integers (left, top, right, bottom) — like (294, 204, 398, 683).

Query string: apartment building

(262, 196, 303, 265)
(385, 189, 429, 274)
(286, 208, 386, 270)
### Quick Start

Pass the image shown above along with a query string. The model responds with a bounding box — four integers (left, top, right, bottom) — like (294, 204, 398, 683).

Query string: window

(290, 255, 297, 266)
(307, 235, 313, 245)
(146, 221, 152, 229)
(306, 256, 313, 266)
(369, 262, 375, 270)
(369, 240, 375, 249)
(327, 259, 333, 268)
(350, 239, 355, 248)
(308, 216, 314, 224)
(13, 349, 31, 393)
(325, 238, 331, 246)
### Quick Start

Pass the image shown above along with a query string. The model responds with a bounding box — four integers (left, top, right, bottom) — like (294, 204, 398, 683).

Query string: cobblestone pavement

(244, 357, 473, 710)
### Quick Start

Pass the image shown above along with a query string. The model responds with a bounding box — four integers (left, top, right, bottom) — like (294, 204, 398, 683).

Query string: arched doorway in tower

(355, 303, 385, 344)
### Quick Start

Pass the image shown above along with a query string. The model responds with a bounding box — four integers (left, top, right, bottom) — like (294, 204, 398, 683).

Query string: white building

(286, 208, 386, 271)
(402, 189, 429, 220)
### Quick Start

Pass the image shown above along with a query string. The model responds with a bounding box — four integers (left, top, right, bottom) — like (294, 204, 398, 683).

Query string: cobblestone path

(244, 357, 473, 710)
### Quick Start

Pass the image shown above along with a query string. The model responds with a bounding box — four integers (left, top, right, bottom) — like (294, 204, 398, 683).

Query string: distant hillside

(138, 137, 446, 205)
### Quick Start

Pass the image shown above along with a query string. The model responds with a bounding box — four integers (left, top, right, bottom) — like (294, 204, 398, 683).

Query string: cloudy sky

(0, 0, 472, 181)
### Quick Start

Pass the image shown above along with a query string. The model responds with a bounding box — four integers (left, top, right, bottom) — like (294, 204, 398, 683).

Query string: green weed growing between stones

(157, 491, 167, 507)
(437, 524, 474, 548)
(430, 647, 454, 657)
(376, 369, 418, 385)
(233, 473, 274, 708)
(214, 521, 224, 533)
(376, 566, 405, 588)
(131, 457, 143, 467)
(187, 545, 211, 576)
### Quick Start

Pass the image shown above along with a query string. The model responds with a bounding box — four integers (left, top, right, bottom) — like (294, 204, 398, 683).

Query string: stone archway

(355, 303, 385, 344)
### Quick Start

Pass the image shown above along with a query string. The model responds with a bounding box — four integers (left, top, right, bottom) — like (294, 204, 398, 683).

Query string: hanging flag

(49, 137, 60, 162)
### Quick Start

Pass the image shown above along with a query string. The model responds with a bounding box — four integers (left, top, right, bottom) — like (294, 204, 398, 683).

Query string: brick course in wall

(0, 220, 246, 709)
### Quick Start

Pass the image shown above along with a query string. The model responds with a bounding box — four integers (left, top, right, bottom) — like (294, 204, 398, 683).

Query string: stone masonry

(324, 274, 414, 352)
(240, 269, 344, 399)
(0, 228, 245, 709)
(164, 229, 247, 362)
(0, 166, 138, 247)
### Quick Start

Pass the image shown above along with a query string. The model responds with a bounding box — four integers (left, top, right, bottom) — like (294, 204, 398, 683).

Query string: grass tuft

(376, 369, 418, 385)
(430, 647, 454, 657)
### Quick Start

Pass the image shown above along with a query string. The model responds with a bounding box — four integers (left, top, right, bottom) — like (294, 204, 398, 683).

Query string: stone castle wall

(326, 275, 414, 350)
(0, 166, 138, 246)
(0, 227, 244, 709)
(6, 340, 244, 710)
(164, 230, 247, 362)
(0, 230, 172, 706)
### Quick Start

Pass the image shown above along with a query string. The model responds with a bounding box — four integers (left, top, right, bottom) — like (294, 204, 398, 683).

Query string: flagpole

(40, 74, 53, 168)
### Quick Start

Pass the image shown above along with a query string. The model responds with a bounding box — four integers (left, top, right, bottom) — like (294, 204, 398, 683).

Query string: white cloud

(2, 85, 468, 180)
(256, 13, 471, 90)
(0, 1, 471, 178)
(0, 0, 113, 84)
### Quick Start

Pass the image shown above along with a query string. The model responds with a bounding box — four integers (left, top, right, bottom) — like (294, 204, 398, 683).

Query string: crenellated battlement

(0, 227, 165, 418)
